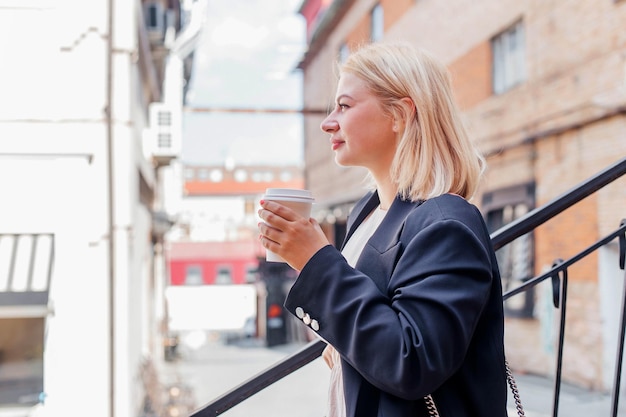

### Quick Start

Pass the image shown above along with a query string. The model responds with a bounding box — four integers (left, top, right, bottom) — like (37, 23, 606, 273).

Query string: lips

(331, 139, 345, 151)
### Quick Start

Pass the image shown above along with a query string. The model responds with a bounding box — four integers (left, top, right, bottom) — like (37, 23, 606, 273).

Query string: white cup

(262, 188, 315, 263)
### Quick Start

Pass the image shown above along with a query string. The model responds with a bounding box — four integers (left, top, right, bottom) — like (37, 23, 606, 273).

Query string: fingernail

(260, 199, 265, 205)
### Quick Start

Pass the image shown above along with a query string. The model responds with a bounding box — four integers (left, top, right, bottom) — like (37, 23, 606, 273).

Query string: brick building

(297, 0, 626, 389)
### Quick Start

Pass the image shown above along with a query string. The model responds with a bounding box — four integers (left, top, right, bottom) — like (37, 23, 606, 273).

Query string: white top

(327, 205, 387, 417)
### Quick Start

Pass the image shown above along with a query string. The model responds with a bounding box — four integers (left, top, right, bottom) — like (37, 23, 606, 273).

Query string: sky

(182, 0, 307, 167)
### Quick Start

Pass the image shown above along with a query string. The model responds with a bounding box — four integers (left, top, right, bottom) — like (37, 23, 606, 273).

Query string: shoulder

(422, 194, 480, 217)
(403, 194, 489, 240)
(411, 193, 480, 221)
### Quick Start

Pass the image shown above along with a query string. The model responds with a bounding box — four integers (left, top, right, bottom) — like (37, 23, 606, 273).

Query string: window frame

(483, 183, 535, 318)
(492, 20, 526, 94)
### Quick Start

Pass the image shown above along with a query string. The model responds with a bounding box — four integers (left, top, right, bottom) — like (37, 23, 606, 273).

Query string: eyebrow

(335, 94, 354, 103)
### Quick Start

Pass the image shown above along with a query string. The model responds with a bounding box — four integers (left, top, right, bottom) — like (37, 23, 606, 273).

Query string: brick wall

(300, 0, 626, 388)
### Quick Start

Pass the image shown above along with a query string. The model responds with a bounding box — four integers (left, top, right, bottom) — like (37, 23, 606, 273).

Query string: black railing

(190, 156, 626, 417)
(504, 220, 626, 417)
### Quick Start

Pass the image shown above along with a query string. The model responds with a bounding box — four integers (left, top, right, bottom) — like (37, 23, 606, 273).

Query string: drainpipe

(105, 0, 115, 416)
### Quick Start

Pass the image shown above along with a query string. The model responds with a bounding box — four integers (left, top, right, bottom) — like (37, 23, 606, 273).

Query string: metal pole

(105, 0, 115, 415)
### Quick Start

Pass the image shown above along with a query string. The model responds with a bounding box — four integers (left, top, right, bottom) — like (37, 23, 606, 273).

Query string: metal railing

(190, 156, 626, 417)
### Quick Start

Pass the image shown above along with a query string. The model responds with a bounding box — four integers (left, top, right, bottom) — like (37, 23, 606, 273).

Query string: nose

(320, 113, 338, 133)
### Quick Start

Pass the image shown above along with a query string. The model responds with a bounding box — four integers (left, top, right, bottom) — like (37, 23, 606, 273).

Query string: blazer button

(303, 313, 311, 325)
(295, 307, 305, 319)
(311, 319, 319, 331)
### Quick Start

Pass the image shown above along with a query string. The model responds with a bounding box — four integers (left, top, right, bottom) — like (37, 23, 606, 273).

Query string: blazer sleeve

(283, 197, 496, 400)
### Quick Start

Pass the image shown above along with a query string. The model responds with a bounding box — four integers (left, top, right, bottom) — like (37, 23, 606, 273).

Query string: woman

(257, 42, 507, 417)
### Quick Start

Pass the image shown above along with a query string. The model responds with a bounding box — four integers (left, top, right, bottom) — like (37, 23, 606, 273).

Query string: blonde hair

(339, 42, 485, 201)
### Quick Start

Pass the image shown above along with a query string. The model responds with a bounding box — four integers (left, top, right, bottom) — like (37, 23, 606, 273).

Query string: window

(244, 198, 256, 216)
(215, 266, 233, 285)
(483, 184, 535, 317)
(144, 2, 164, 33)
(184, 265, 203, 285)
(370, 4, 384, 42)
(339, 43, 350, 63)
(0, 318, 44, 407)
(245, 265, 258, 283)
(184, 168, 195, 180)
(279, 170, 293, 182)
(234, 169, 247, 182)
(0, 233, 53, 408)
(209, 169, 223, 182)
(492, 21, 525, 94)
(197, 168, 208, 181)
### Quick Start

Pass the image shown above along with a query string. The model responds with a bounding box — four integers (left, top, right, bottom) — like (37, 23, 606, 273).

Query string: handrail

(500, 221, 626, 416)
(491, 156, 626, 251)
(190, 156, 626, 417)
(502, 221, 626, 300)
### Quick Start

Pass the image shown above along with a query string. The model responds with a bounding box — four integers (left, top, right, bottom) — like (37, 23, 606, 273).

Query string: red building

(167, 240, 264, 285)
(167, 163, 305, 286)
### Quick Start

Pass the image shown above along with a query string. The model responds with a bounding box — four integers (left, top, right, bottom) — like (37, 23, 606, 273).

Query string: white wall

(0, 0, 163, 416)
(0, 156, 111, 416)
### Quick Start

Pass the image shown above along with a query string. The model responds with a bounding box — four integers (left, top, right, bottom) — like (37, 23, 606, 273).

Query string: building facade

(0, 1, 203, 416)
(163, 164, 305, 345)
(297, 0, 626, 390)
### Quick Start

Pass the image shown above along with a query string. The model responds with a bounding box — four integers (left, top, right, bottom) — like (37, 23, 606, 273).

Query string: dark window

(483, 183, 535, 318)
(145, 3, 161, 30)
(184, 265, 203, 285)
(215, 266, 233, 285)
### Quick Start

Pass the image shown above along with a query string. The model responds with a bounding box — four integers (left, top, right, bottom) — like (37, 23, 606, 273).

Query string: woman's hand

(257, 199, 329, 271)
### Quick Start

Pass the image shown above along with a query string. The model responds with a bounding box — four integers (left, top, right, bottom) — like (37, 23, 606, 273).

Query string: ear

(399, 97, 416, 119)
(393, 97, 416, 132)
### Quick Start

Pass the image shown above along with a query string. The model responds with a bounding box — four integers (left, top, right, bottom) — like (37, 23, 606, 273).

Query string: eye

(337, 103, 349, 111)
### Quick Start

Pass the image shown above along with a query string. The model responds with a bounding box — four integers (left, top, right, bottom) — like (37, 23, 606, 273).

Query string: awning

(0, 234, 54, 317)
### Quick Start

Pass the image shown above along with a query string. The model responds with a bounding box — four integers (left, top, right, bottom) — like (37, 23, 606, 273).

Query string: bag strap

(424, 360, 525, 417)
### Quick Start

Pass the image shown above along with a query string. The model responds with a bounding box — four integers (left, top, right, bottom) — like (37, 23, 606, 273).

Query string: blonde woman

(258, 42, 507, 417)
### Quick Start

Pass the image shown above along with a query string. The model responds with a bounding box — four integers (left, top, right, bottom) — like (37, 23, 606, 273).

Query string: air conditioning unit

(148, 102, 181, 166)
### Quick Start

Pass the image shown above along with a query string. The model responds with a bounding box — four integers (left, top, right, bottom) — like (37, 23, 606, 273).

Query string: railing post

(610, 220, 626, 417)
(550, 260, 567, 417)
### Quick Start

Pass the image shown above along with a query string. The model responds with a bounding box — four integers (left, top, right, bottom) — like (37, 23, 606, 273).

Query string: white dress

(326, 206, 387, 417)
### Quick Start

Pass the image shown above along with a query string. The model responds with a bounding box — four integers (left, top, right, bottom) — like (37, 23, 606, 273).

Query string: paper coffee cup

(262, 188, 315, 263)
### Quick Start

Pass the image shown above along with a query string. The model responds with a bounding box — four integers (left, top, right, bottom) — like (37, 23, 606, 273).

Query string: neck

(374, 176, 397, 210)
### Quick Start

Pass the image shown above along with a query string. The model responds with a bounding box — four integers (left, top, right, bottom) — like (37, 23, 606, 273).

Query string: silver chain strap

(424, 394, 439, 417)
(505, 360, 526, 417)
(425, 360, 525, 417)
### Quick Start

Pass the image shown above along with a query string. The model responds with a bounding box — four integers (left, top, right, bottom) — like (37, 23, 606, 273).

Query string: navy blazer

(284, 192, 508, 417)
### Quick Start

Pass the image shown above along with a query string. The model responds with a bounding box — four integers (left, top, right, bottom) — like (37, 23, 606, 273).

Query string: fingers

(258, 224, 280, 255)
(258, 200, 306, 223)
(257, 200, 307, 247)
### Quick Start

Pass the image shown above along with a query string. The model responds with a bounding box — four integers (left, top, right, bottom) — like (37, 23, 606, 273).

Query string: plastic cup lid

(264, 188, 314, 200)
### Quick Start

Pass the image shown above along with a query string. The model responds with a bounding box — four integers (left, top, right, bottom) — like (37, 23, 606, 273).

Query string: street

(160, 336, 329, 417)
(159, 334, 625, 417)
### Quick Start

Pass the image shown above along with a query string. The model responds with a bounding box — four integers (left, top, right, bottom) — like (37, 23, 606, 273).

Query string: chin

(334, 156, 350, 167)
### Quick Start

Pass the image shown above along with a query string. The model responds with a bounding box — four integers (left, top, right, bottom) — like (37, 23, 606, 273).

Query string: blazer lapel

(341, 191, 380, 250)
(350, 197, 420, 293)
(367, 196, 419, 253)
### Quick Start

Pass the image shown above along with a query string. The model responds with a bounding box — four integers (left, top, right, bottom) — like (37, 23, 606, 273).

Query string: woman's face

(320, 73, 397, 178)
